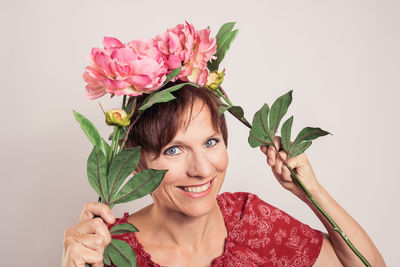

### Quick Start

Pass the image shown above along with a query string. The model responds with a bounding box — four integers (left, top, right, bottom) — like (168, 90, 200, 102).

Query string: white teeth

(182, 181, 211, 193)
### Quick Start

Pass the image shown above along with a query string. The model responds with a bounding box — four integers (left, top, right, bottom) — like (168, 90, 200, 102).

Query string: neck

(147, 200, 223, 248)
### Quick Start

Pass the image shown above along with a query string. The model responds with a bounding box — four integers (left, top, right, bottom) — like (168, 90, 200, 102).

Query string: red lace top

(106, 192, 323, 266)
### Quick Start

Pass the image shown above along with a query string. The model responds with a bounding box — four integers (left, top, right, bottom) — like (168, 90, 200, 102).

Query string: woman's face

(143, 100, 229, 218)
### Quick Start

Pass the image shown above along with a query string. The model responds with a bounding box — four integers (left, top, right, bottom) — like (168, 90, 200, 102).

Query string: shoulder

(217, 192, 289, 224)
(216, 192, 323, 266)
(217, 191, 295, 233)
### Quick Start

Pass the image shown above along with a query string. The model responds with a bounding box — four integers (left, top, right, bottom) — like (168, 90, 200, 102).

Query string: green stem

(285, 163, 371, 266)
(119, 140, 127, 153)
(122, 95, 127, 110)
(216, 88, 233, 106)
(240, 121, 370, 266)
(215, 87, 252, 128)
(108, 127, 117, 164)
(228, 109, 252, 128)
(113, 127, 121, 158)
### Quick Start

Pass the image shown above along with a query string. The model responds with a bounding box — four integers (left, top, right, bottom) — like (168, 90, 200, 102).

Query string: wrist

(298, 181, 324, 206)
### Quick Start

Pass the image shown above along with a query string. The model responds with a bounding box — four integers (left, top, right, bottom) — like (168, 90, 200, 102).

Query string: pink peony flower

(154, 22, 217, 86)
(83, 37, 167, 99)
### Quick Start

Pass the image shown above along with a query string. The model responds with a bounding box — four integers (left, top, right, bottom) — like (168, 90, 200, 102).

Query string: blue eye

(205, 138, 218, 147)
(164, 146, 181, 155)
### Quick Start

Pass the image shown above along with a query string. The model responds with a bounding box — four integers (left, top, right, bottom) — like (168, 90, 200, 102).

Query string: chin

(176, 182, 221, 218)
(179, 199, 219, 218)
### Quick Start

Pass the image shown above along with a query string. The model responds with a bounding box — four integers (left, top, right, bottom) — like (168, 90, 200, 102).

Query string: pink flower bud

(105, 109, 131, 127)
(205, 69, 225, 90)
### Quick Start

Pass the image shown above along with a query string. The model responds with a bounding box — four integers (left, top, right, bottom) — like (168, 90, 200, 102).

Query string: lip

(177, 178, 215, 199)
(179, 179, 212, 188)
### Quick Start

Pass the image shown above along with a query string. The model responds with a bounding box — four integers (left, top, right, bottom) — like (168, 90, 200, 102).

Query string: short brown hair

(126, 83, 228, 164)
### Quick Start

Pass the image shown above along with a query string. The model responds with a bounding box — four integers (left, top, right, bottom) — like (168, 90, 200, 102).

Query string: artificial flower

(83, 37, 168, 99)
(206, 69, 225, 90)
(154, 22, 217, 86)
(104, 108, 131, 127)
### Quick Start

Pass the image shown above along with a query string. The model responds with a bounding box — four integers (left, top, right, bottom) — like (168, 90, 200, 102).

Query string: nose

(186, 150, 214, 178)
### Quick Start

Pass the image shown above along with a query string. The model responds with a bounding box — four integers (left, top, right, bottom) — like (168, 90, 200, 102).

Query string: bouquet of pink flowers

(83, 21, 219, 100)
(75, 21, 370, 266)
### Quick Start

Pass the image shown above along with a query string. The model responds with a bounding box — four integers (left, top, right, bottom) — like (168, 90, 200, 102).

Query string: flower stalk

(237, 110, 371, 266)
(112, 127, 121, 158)
(282, 151, 370, 266)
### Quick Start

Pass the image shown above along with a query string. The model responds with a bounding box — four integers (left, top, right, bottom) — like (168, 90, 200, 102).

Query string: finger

(273, 154, 284, 176)
(92, 262, 105, 267)
(79, 202, 115, 224)
(286, 154, 300, 170)
(266, 137, 282, 166)
(67, 217, 112, 245)
(281, 162, 292, 182)
(78, 246, 103, 266)
(72, 233, 110, 250)
(65, 238, 103, 266)
(260, 145, 267, 154)
(266, 145, 277, 166)
(275, 151, 289, 175)
(273, 136, 281, 151)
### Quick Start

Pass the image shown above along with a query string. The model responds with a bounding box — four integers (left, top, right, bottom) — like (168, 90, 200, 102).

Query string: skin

(62, 99, 385, 267)
(262, 139, 385, 266)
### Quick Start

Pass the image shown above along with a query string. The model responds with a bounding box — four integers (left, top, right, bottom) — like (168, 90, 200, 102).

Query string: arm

(261, 138, 385, 266)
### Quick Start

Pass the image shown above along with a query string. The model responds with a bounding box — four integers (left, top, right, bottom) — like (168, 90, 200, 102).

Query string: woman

(62, 84, 385, 266)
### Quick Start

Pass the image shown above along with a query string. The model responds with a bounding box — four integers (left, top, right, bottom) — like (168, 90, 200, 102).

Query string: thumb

(286, 156, 300, 170)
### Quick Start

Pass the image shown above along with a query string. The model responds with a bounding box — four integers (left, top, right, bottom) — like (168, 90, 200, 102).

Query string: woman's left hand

(260, 136, 320, 202)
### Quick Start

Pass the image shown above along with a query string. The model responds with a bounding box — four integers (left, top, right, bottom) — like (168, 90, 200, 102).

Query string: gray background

(1, 0, 398, 266)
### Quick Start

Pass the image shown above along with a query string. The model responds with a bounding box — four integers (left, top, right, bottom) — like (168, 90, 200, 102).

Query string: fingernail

(268, 159, 273, 165)
(108, 214, 115, 222)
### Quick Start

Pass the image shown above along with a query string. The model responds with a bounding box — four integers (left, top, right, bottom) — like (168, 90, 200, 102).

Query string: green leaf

(281, 116, 293, 153)
(269, 90, 292, 136)
(108, 128, 126, 141)
(227, 105, 251, 127)
(208, 22, 238, 71)
(123, 98, 136, 117)
(292, 127, 331, 149)
(107, 147, 141, 202)
(139, 83, 198, 111)
(101, 138, 112, 160)
(290, 140, 313, 158)
(106, 239, 137, 267)
(213, 30, 238, 71)
(110, 223, 139, 235)
(111, 169, 166, 205)
(215, 22, 236, 44)
(103, 248, 112, 266)
(161, 67, 182, 87)
(87, 146, 108, 202)
(228, 105, 244, 118)
(218, 104, 230, 114)
(73, 110, 109, 156)
(217, 29, 238, 56)
(248, 104, 273, 148)
(207, 59, 218, 72)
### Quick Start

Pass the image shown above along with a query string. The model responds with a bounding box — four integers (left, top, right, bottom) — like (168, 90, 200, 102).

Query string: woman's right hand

(62, 202, 115, 267)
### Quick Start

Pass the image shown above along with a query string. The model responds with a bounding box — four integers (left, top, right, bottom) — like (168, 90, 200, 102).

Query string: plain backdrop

(1, 0, 398, 266)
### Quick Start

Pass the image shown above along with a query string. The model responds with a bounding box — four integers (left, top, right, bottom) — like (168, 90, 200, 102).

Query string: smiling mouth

(178, 180, 213, 193)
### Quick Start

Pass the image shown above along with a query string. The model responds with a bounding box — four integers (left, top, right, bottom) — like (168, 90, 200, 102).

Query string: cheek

(151, 172, 175, 201)
(154, 163, 183, 190)
(214, 147, 229, 171)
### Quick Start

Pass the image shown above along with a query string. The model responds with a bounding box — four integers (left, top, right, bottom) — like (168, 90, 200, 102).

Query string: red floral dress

(106, 192, 323, 267)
